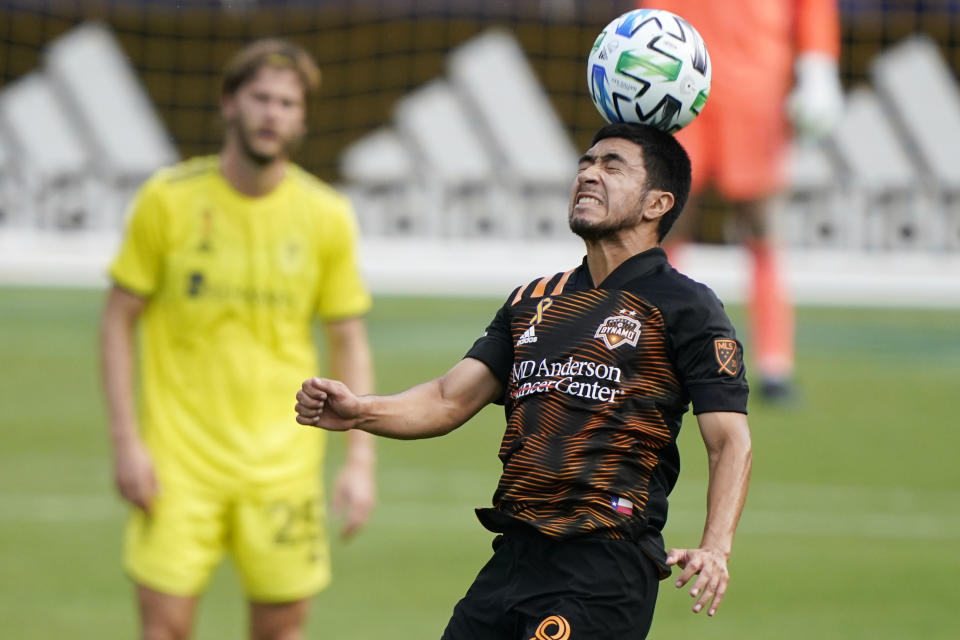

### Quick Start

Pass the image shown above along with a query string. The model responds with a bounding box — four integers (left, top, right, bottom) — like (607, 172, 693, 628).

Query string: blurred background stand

(871, 35, 960, 252)
(775, 141, 845, 251)
(830, 86, 925, 252)
(0, 1, 959, 304)
(44, 22, 178, 230)
(447, 29, 578, 239)
(339, 127, 424, 237)
(0, 134, 26, 228)
(0, 71, 95, 231)
(394, 78, 507, 238)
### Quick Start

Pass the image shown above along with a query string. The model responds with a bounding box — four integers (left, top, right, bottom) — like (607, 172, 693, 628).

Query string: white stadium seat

(447, 29, 577, 186)
(829, 86, 927, 250)
(0, 21, 177, 232)
(44, 21, 178, 228)
(447, 29, 577, 237)
(0, 72, 94, 229)
(0, 136, 25, 228)
(871, 35, 960, 250)
(394, 79, 509, 237)
(44, 22, 177, 181)
(777, 140, 846, 249)
(339, 127, 424, 236)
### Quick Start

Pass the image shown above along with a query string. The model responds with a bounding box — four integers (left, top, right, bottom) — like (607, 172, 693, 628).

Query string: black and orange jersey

(465, 248, 748, 568)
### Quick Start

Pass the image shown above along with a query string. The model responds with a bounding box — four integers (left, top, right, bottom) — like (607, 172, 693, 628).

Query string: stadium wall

(2, 230, 959, 308)
(2, 1, 960, 306)
(3, 1, 958, 183)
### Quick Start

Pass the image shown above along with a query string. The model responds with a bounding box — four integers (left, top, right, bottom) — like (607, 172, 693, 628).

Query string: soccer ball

(587, 8, 711, 133)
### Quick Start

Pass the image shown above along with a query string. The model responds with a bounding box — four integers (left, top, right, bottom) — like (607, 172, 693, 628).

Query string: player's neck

(219, 143, 287, 198)
(582, 228, 658, 286)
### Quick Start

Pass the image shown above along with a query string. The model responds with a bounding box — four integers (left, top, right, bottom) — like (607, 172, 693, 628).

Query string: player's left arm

(788, 0, 844, 138)
(324, 315, 376, 539)
(667, 410, 752, 617)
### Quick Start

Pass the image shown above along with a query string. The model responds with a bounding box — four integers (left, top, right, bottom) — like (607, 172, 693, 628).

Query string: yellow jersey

(110, 156, 371, 491)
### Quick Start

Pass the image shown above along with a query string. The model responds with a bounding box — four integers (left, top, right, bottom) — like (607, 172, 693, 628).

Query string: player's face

(222, 66, 306, 165)
(569, 137, 651, 241)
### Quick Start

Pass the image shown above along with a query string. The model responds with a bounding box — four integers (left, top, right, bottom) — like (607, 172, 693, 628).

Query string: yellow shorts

(124, 476, 331, 602)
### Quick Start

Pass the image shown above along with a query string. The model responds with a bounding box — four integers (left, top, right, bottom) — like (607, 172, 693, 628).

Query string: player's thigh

(674, 107, 717, 196)
(249, 598, 312, 640)
(136, 583, 198, 639)
(516, 538, 660, 640)
(520, 588, 658, 640)
(714, 94, 789, 200)
(442, 535, 518, 640)
(232, 477, 331, 603)
(124, 482, 229, 597)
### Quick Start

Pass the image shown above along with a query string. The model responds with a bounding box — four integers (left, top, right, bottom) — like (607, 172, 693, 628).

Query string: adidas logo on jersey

(516, 324, 538, 346)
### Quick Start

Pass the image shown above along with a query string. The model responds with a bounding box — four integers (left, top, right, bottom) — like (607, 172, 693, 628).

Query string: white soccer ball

(587, 8, 711, 132)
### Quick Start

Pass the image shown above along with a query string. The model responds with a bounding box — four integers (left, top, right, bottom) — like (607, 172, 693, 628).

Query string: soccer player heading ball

(296, 123, 753, 638)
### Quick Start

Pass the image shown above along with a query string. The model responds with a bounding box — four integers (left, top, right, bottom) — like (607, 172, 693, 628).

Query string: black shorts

(441, 526, 660, 640)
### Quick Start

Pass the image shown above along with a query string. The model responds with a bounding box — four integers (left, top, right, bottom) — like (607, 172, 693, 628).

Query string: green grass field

(1, 287, 958, 638)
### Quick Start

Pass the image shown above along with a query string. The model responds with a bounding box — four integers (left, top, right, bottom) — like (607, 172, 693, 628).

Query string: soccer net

(1, 0, 959, 251)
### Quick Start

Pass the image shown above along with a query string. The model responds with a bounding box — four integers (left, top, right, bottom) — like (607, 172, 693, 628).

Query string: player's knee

(251, 630, 303, 640)
(250, 624, 305, 640)
(142, 618, 191, 640)
(250, 600, 310, 640)
(137, 587, 195, 640)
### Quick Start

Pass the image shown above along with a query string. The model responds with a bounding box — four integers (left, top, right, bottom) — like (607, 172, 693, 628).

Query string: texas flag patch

(610, 496, 633, 515)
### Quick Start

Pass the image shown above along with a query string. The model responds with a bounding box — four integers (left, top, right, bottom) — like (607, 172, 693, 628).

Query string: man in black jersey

(295, 122, 752, 639)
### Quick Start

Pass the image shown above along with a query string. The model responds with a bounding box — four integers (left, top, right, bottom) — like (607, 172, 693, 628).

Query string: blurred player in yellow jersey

(100, 39, 376, 639)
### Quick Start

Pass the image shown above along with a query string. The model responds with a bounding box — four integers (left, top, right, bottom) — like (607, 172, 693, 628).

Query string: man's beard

(569, 215, 624, 241)
(238, 129, 275, 166)
(232, 119, 301, 167)
(568, 191, 647, 241)
(569, 210, 644, 241)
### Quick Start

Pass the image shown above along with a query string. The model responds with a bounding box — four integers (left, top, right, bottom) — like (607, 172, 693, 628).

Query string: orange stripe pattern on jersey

(494, 288, 678, 540)
(467, 250, 748, 549)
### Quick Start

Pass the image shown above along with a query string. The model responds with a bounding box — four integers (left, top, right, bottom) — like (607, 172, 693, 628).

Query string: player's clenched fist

(296, 377, 361, 431)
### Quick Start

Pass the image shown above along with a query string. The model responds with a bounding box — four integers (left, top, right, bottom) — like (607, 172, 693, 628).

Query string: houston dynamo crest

(594, 310, 641, 350)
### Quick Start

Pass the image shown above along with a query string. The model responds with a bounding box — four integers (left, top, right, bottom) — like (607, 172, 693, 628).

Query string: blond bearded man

(101, 39, 375, 640)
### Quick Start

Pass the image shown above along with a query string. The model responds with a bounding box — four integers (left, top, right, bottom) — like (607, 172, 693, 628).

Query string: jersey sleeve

(794, 0, 840, 58)
(314, 201, 372, 320)
(668, 288, 749, 415)
(464, 292, 516, 398)
(108, 178, 166, 297)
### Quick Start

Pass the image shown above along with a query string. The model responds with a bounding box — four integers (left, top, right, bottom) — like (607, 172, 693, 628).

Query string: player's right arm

(100, 285, 157, 513)
(100, 174, 167, 513)
(295, 357, 501, 439)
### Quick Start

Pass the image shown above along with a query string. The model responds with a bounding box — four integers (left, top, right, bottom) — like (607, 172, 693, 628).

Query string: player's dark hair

(590, 123, 692, 242)
(221, 38, 321, 99)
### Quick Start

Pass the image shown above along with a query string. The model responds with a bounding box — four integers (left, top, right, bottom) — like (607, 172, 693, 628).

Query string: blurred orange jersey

(638, 0, 840, 198)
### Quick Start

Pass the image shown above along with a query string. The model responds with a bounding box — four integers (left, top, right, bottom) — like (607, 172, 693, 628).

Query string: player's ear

(642, 190, 675, 221)
(220, 93, 236, 121)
